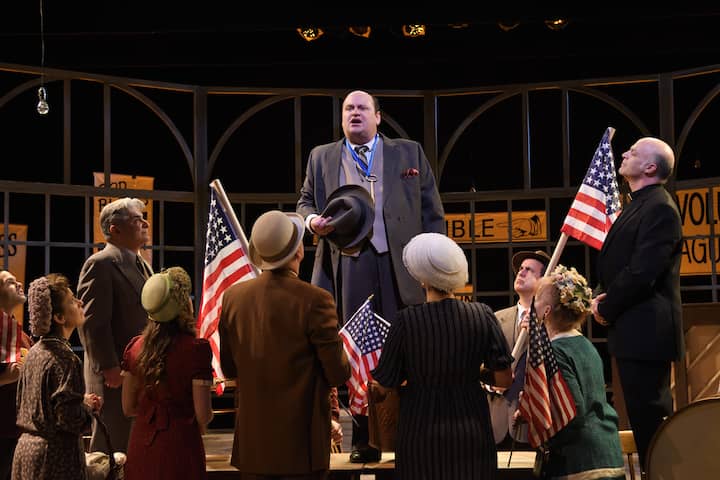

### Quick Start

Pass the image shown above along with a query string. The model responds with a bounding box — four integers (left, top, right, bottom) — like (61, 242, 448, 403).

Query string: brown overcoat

(219, 269, 350, 475)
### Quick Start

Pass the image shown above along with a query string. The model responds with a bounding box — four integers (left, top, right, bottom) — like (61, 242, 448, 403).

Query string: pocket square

(402, 168, 419, 178)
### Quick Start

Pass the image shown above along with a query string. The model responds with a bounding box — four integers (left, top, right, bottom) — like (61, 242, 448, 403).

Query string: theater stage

(203, 431, 537, 479)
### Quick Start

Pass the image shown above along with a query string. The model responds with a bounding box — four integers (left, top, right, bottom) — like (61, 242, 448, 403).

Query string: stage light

(497, 20, 520, 32)
(349, 26, 372, 38)
(297, 27, 325, 42)
(402, 24, 426, 38)
(448, 23, 469, 30)
(544, 18, 569, 31)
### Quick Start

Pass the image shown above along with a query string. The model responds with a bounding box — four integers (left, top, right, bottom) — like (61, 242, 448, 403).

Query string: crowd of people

(0, 89, 684, 480)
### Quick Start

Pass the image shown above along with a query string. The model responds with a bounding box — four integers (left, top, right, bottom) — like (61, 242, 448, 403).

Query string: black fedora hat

(321, 185, 375, 249)
(512, 250, 551, 274)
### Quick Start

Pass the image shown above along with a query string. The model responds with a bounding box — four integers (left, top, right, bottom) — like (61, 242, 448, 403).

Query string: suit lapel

(107, 244, 147, 296)
(381, 136, 402, 208)
(322, 140, 344, 203)
(602, 195, 645, 253)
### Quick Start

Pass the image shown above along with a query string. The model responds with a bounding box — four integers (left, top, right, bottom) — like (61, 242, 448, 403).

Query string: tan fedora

(248, 210, 305, 270)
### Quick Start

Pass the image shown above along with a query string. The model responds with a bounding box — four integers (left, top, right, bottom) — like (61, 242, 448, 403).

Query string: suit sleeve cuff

(305, 214, 319, 234)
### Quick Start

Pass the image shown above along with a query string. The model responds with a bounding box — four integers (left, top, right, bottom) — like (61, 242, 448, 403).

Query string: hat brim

(321, 185, 375, 249)
(248, 213, 305, 270)
(511, 250, 551, 274)
(142, 273, 180, 323)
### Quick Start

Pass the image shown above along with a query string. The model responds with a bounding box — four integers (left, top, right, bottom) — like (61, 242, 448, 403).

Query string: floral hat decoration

(551, 264, 592, 315)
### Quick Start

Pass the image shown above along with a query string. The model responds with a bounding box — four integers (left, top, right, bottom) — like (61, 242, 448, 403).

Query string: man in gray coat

(78, 197, 152, 453)
(297, 90, 445, 463)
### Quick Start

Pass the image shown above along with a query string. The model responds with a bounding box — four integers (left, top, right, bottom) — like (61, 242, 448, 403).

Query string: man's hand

(311, 216, 335, 236)
(591, 293, 608, 326)
(512, 391, 527, 424)
(519, 310, 531, 330)
(331, 419, 343, 445)
(102, 366, 122, 388)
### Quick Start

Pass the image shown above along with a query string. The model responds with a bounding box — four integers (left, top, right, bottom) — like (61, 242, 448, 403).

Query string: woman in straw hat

(13, 274, 103, 479)
(370, 232, 513, 480)
(525, 265, 625, 479)
(121, 266, 214, 480)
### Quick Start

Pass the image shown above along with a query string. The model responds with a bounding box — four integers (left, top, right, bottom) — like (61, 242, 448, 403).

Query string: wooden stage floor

(204, 430, 537, 479)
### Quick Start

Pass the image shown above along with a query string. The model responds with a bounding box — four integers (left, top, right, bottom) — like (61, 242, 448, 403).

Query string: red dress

(122, 333, 212, 480)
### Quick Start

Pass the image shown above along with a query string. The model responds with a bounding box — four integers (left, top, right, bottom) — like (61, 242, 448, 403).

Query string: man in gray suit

(489, 250, 549, 450)
(297, 90, 445, 463)
(78, 197, 152, 453)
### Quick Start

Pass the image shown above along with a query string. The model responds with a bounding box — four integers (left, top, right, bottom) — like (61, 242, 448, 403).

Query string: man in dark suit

(296, 90, 446, 462)
(78, 197, 153, 453)
(219, 210, 350, 479)
(591, 137, 683, 473)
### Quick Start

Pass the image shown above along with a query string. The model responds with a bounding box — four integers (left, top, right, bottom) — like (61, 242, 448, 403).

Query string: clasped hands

(84, 392, 104, 413)
(590, 293, 608, 326)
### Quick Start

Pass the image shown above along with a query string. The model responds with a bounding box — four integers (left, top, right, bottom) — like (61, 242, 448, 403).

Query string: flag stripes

(518, 305, 577, 448)
(196, 188, 257, 395)
(339, 298, 389, 416)
(1, 311, 21, 364)
(561, 127, 621, 250)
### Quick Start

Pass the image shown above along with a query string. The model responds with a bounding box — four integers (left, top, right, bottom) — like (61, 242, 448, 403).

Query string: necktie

(136, 255, 151, 280)
(354, 145, 369, 171)
(504, 350, 527, 404)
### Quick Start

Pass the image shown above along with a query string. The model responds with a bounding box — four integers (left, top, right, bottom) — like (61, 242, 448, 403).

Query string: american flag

(196, 188, 256, 394)
(561, 127, 622, 250)
(1, 311, 21, 364)
(518, 304, 577, 448)
(339, 297, 390, 415)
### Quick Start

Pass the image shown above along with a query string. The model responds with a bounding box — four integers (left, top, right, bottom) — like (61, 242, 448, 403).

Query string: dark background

(2, 5, 720, 89)
(3, 4, 720, 427)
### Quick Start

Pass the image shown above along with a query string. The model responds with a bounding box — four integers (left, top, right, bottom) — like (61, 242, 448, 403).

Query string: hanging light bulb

(37, 86, 49, 115)
(37, 0, 49, 115)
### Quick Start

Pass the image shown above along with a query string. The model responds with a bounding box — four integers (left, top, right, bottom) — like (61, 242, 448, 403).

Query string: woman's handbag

(85, 413, 126, 480)
(367, 380, 400, 452)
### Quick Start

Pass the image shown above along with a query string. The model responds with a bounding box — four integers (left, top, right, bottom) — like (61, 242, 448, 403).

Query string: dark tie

(354, 145, 369, 170)
(504, 350, 527, 404)
(136, 255, 151, 280)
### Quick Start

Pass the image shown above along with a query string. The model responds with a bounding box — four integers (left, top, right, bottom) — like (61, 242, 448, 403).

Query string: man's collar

(107, 240, 143, 256)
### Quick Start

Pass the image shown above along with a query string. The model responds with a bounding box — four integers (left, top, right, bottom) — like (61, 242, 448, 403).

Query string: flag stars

(204, 194, 241, 265)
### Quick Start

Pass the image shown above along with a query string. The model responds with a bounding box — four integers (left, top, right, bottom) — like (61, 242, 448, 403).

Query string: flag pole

(512, 126, 617, 365)
(209, 178, 260, 276)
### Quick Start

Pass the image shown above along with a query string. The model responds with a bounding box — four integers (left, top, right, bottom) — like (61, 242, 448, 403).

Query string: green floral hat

(552, 264, 592, 315)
